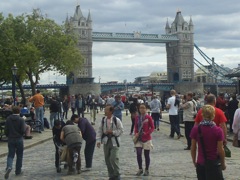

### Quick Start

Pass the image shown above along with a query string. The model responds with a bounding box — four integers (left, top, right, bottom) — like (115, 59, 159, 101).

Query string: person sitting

(60, 120, 82, 175)
(20, 105, 29, 116)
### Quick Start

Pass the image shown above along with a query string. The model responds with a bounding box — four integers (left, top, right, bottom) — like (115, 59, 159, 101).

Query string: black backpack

(101, 116, 119, 147)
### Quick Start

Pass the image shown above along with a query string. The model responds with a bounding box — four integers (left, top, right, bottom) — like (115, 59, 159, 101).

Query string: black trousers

(84, 140, 96, 168)
(184, 121, 195, 148)
(130, 117, 135, 134)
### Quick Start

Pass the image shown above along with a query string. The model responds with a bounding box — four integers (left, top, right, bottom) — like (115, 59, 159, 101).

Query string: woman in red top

(134, 103, 154, 176)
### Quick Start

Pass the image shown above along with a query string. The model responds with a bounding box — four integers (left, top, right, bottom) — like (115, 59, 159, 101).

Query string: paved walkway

(0, 110, 239, 179)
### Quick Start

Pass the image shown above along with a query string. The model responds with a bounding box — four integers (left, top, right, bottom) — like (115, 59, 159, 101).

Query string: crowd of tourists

(3, 88, 240, 180)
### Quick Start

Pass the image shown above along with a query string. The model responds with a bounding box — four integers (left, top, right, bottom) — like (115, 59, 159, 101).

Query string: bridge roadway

(0, 110, 239, 179)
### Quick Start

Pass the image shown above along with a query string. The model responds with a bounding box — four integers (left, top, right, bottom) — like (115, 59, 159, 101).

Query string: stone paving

(0, 110, 239, 180)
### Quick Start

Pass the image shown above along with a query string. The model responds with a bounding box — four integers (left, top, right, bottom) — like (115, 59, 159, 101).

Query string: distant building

(149, 72, 168, 83)
(134, 76, 149, 84)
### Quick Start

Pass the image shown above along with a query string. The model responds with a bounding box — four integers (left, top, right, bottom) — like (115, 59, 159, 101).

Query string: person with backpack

(180, 92, 197, 150)
(166, 90, 182, 139)
(97, 105, 123, 180)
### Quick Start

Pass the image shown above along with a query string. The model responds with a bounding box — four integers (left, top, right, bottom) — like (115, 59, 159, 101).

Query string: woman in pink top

(134, 104, 154, 176)
(190, 105, 226, 180)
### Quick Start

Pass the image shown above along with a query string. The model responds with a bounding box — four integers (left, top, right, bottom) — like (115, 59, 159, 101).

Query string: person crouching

(60, 120, 82, 175)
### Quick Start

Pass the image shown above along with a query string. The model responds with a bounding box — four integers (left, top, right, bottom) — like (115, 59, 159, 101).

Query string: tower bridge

(66, 5, 194, 88)
(4, 5, 234, 96)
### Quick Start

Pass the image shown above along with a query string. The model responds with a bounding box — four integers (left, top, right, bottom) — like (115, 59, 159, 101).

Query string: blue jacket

(112, 101, 124, 117)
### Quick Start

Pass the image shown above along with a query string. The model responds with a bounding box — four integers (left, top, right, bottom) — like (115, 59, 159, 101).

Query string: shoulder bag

(133, 119, 148, 144)
(198, 125, 224, 180)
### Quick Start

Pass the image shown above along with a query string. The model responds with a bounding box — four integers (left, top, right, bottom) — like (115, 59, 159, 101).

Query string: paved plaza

(0, 110, 240, 180)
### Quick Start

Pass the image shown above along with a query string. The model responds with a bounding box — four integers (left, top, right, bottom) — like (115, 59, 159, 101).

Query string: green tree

(0, 10, 83, 104)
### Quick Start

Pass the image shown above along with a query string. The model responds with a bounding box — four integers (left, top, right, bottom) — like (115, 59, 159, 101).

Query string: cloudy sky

(1, 0, 240, 84)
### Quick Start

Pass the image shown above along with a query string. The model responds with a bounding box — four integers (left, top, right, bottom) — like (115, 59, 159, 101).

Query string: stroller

(53, 135, 67, 173)
(53, 135, 79, 173)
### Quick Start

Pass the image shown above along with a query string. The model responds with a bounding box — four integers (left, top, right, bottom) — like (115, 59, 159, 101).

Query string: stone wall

(69, 83, 101, 96)
(174, 82, 204, 95)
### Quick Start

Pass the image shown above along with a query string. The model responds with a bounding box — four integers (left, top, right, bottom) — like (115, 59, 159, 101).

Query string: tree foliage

(0, 10, 83, 102)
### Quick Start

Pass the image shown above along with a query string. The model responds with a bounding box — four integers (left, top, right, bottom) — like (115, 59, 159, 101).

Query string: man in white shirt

(166, 90, 181, 139)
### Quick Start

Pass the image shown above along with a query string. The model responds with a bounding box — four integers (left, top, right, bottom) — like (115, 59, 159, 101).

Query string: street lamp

(11, 63, 18, 106)
(53, 81, 57, 97)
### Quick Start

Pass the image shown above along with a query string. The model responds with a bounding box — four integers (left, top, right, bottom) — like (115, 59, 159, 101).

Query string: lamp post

(11, 63, 18, 106)
(53, 81, 57, 97)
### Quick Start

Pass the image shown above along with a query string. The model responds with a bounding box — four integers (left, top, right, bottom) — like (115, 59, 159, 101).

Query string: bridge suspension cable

(194, 58, 217, 80)
(194, 44, 229, 75)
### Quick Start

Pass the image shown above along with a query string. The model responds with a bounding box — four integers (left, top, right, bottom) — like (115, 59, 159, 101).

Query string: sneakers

(81, 167, 92, 172)
(24, 136, 33, 139)
(136, 169, 143, 176)
(15, 170, 23, 176)
(77, 170, 81, 174)
(143, 169, 149, 176)
(4, 168, 11, 179)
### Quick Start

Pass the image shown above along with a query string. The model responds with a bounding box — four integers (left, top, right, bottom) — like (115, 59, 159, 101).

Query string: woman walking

(134, 103, 154, 176)
(190, 105, 226, 180)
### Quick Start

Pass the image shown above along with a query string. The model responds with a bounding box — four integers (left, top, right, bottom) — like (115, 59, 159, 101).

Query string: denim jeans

(169, 115, 180, 137)
(6, 138, 24, 174)
(84, 140, 96, 168)
(35, 106, 44, 131)
(151, 113, 161, 129)
(50, 112, 58, 128)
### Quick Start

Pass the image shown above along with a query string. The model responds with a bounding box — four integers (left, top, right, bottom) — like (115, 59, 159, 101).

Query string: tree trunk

(15, 76, 26, 105)
(27, 71, 37, 96)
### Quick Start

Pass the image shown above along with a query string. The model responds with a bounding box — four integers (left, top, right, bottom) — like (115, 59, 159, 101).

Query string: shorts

(135, 140, 153, 150)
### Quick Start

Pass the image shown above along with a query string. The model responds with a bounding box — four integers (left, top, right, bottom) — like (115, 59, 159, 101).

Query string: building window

(202, 76, 206, 83)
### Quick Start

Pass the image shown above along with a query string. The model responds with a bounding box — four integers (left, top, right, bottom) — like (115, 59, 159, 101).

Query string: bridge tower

(165, 11, 194, 83)
(65, 5, 101, 95)
(66, 5, 93, 84)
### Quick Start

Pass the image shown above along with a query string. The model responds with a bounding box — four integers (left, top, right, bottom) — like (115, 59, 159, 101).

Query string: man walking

(71, 114, 96, 171)
(4, 106, 25, 179)
(97, 105, 123, 180)
(112, 95, 124, 121)
(29, 90, 44, 132)
(49, 97, 59, 129)
(166, 90, 181, 139)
